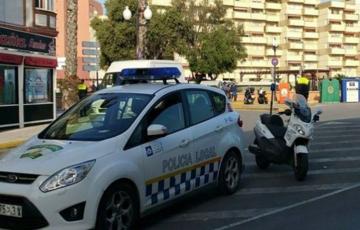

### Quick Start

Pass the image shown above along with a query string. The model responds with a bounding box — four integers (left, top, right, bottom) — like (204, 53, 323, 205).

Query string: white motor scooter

(248, 94, 322, 181)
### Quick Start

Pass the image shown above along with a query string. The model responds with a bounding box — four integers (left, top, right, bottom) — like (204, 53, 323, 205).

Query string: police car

(0, 65, 246, 229)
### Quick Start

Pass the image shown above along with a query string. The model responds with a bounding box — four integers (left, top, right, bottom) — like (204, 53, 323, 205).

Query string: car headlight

(40, 160, 95, 193)
(294, 124, 305, 135)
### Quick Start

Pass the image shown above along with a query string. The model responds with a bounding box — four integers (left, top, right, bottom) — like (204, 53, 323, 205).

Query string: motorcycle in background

(257, 88, 268, 104)
(244, 87, 255, 104)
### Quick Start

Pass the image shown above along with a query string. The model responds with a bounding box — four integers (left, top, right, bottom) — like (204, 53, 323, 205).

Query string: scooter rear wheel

(294, 154, 308, 181)
(255, 155, 270, 170)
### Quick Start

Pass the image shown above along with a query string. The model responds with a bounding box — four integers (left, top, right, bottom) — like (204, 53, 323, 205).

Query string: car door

(125, 92, 193, 209)
(182, 89, 224, 188)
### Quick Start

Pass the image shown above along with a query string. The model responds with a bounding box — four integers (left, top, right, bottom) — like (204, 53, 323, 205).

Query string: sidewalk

(0, 124, 47, 150)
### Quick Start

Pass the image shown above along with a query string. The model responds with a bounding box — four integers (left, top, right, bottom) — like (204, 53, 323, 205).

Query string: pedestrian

(295, 75, 310, 100)
(230, 83, 238, 101)
(78, 79, 88, 100)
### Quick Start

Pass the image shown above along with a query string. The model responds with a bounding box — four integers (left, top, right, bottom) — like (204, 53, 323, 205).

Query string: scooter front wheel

(256, 155, 270, 170)
(294, 154, 308, 181)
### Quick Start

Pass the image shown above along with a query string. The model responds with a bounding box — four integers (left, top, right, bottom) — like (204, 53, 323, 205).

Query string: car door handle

(179, 139, 190, 148)
(215, 125, 224, 132)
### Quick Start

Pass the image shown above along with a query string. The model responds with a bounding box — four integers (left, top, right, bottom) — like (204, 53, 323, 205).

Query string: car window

(185, 90, 215, 125)
(38, 93, 151, 141)
(126, 93, 185, 148)
(210, 92, 226, 115)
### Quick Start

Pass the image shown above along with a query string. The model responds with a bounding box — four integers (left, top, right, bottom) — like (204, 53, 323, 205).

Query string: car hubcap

(105, 191, 133, 230)
(224, 157, 240, 190)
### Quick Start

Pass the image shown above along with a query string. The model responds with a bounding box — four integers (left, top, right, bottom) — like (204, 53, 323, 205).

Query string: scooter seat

(260, 114, 286, 138)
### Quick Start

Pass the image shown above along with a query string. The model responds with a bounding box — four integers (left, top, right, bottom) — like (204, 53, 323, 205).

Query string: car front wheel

(217, 150, 242, 195)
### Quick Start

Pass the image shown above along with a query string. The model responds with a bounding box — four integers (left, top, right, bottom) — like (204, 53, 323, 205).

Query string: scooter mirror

(284, 109, 292, 116)
(315, 108, 323, 115)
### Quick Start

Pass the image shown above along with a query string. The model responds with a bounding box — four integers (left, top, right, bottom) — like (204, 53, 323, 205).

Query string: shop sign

(0, 27, 55, 55)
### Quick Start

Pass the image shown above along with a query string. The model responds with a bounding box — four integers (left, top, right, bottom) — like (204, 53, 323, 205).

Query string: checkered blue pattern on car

(145, 157, 221, 207)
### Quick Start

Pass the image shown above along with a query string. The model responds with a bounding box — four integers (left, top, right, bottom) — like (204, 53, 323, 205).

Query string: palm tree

(63, 0, 79, 109)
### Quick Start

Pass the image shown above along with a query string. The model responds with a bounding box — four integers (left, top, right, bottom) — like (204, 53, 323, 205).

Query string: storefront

(0, 27, 57, 129)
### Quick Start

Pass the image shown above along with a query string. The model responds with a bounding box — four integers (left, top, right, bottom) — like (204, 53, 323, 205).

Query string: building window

(24, 68, 53, 104)
(0, 65, 17, 105)
(0, 0, 24, 25)
(35, 0, 55, 11)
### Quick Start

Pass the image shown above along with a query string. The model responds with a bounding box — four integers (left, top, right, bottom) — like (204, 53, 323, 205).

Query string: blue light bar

(120, 67, 181, 80)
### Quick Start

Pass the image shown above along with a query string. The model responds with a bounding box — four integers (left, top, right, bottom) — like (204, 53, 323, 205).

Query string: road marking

(164, 208, 277, 222)
(214, 182, 360, 230)
(236, 183, 354, 195)
(245, 166, 360, 179)
(246, 156, 360, 167)
(310, 139, 360, 147)
(312, 146, 360, 154)
(315, 129, 360, 135)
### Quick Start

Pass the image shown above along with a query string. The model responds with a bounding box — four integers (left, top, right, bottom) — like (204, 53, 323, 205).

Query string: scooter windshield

(293, 94, 312, 123)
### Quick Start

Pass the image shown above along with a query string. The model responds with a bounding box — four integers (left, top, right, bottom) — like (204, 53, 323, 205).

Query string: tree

(62, 0, 79, 109)
(173, 0, 247, 83)
(91, 0, 191, 68)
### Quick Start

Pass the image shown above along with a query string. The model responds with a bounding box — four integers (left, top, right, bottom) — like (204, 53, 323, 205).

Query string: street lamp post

(123, 3, 152, 59)
(270, 37, 278, 115)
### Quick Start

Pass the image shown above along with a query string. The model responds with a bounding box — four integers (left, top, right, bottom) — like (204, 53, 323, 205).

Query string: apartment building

(152, 0, 360, 82)
(0, 0, 58, 128)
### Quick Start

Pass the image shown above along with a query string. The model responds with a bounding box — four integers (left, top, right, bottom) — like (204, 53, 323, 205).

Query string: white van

(101, 60, 186, 88)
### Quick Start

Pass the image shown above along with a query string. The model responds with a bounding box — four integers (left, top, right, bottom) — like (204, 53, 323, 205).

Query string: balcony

(288, 42, 304, 50)
(328, 14, 343, 21)
(234, 1, 248, 8)
(329, 1, 345, 8)
(223, 0, 234, 6)
(345, 3, 356, 12)
(266, 15, 280, 22)
(344, 59, 359, 66)
(286, 31, 303, 39)
(250, 1, 265, 9)
(329, 47, 345, 55)
(242, 37, 267, 44)
(329, 24, 345, 32)
(233, 12, 251, 20)
(345, 26, 360, 33)
(304, 0, 318, 5)
(328, 60, 343, 67)
(344, 37, 359, 44)
(303, 32, 318, 39)
(266, 49, 282, 56)
(252, 60, 272, 67)
(288, 19, 304, 27)
(266, 26, 282, 33)
(328, 36, 343, 44)
(244, 24, 265, 33)
(303, 8, 318, 16)
(286, 8, 302, 15)
(265, 2, 281, 10)
(344, 14, 358, 21)
(247, 49, 266, 56)
(286, 55, 302, 62)
(304, 54, 318, 62)
(285, 0, 304, 3)
(251, 13, 266, 20)
(304, 43, 318, 50)
(344, 49, 357, 56)
(304, 63, 318, 69)
(304, 21, 317, 28)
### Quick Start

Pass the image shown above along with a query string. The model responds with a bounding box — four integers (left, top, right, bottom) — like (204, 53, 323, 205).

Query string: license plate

(0, 203, 22, 218)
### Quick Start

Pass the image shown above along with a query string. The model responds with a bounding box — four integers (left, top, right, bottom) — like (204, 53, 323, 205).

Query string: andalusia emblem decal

(20, 144, 63, 159)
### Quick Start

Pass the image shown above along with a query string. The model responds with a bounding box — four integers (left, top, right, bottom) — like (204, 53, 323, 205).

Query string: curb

(0, 140, 25, 150)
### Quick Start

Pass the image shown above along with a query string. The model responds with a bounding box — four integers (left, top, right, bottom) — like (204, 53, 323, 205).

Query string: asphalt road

(139, 103, 360, 230)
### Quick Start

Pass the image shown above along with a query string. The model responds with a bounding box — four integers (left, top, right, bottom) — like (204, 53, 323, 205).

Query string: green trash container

(320, 79, 340, 103)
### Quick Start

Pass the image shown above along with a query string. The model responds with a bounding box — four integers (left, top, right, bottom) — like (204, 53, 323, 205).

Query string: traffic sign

(82, 57, 99, 64)
(82, 41, 99, 48)
(83, 65, 100, 72)
(271, 58, 278, 66)
(82, 49, 99, 56)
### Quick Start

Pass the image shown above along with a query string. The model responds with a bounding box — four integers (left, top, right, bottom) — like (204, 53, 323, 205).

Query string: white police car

(0, 66, 245, 229)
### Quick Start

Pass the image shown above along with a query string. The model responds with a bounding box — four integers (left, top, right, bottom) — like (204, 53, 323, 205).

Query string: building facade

(56, 0, 103, 81)
(152, 0, 360, 83)
(0, 0, 58, 129)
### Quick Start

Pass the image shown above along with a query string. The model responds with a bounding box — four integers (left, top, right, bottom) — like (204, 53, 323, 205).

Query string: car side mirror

(313, 115, 320, 122)
(284, 109, 292, 116)
(147, 124, 168, 137)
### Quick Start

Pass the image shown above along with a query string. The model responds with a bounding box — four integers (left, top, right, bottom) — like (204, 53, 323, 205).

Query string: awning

(0, 53, 23, 65)
(24, 56, 57, 68)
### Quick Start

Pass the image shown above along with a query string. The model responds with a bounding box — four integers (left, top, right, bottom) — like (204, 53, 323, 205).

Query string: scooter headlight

(294, 124, 305, 135)
(40, 160, 95, 193)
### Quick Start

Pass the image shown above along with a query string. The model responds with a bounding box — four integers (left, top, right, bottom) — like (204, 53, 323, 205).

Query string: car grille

(0, 194, 49, 229)
(0, 172, 38, 184)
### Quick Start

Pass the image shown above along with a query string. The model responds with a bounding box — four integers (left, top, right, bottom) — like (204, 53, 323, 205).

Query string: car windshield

(38, 93, 152, 141)
(293, 94, 311, 123)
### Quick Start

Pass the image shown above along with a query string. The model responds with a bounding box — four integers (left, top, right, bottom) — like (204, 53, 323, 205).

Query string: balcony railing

(233, 12, 251, 20)
(304, 43, 317, 50)
(329, 48, 345, 55)
(344, 37, 359, 44)
(329, 24, 345, 32)
(289, 42, 304, 50)
(266, 49, 282, 56)
(328, 37, 343, 44)
(303, 8, 318, 16)
(344, 59, 359, 66)
(265, 2, 281, 10)
(266, 26, 282, 33)
(344, 14, 358, 21)
(242, 37, 267, 44)
(286, 8, 302, 15)
(304, 21, 317, 28)
(286, 55, 302, 62)
(304, 0, 318, 5)
(288, 19, 304, 27)
(286, 31, 302, 39)
(304, 54, 318, 62)
(303, 32, 318, 39)
(344, 49, 357, 56)
(244, 24, 265, 33)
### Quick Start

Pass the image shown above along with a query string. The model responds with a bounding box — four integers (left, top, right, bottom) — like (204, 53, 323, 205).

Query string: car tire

(96, 182, 139, 230)
(217, 150, 242, 195)
(294, 153, 308, 181)
(255, 155, 270, 170)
